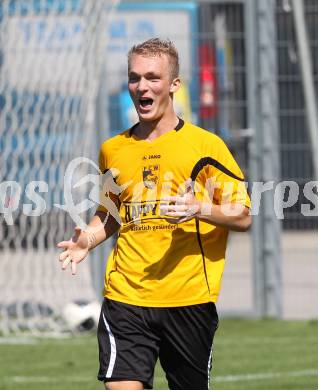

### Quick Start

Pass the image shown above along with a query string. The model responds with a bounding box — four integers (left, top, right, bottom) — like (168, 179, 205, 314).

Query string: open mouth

(139, 98, 153, 109)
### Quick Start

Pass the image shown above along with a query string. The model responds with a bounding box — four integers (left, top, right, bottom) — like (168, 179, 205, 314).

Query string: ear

(169, 77, 181, 93)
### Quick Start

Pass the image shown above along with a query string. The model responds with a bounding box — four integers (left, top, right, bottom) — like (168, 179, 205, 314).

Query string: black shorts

(97, 298, 219, 389)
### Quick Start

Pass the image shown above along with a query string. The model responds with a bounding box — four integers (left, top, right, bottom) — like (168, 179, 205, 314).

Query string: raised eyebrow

(145, 72, 161, 78)
(128, 71, 140, 78)
(128, 71, 160, 78)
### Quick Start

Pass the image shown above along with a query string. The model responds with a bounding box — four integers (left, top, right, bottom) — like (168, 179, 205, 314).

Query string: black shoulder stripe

(190, 157, 244, 182)
(175, 117, 184, 131)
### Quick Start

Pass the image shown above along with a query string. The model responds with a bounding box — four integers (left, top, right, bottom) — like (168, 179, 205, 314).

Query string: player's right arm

(57, 211, 120, 275)
(58, 140, 122, 274)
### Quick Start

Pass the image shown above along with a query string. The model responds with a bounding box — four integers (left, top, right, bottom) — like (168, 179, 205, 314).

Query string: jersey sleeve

(96, 143, 120, 214)
(195, 137, 251, 208)
(213, 138, 250, 208)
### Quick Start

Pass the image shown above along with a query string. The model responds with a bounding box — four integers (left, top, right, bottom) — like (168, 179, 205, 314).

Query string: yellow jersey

(98, 119, 250, 307)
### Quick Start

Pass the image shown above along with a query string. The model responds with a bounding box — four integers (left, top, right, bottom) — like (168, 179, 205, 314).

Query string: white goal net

(0, 0, 118, 334)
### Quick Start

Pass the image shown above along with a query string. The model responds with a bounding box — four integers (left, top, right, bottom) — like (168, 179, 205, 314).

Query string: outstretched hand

(160, 179, 201, 224)
(57, 227, 89, 275)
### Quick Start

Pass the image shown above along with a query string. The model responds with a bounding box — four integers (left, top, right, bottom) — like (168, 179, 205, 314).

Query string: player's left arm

(160, 179, 251, 232)
(196, 201, 251, 231)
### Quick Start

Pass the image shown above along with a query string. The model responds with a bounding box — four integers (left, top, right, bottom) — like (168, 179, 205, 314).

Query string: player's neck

(137, 114, 180, 141)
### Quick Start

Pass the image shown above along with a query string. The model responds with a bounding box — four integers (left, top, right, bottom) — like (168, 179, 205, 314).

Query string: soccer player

(58, 38, 251, 390)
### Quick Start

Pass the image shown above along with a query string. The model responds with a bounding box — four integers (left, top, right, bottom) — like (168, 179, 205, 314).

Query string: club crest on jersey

(142, 164, 160, 189)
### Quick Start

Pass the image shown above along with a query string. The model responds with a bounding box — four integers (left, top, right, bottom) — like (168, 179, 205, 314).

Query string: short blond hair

(128, 38, 179, 80)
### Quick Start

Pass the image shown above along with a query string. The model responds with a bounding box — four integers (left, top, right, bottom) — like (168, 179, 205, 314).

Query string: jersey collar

(129, 117, 184, 137)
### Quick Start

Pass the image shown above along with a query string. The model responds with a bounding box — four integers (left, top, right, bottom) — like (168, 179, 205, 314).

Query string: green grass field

(1, 319, 318, 390)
